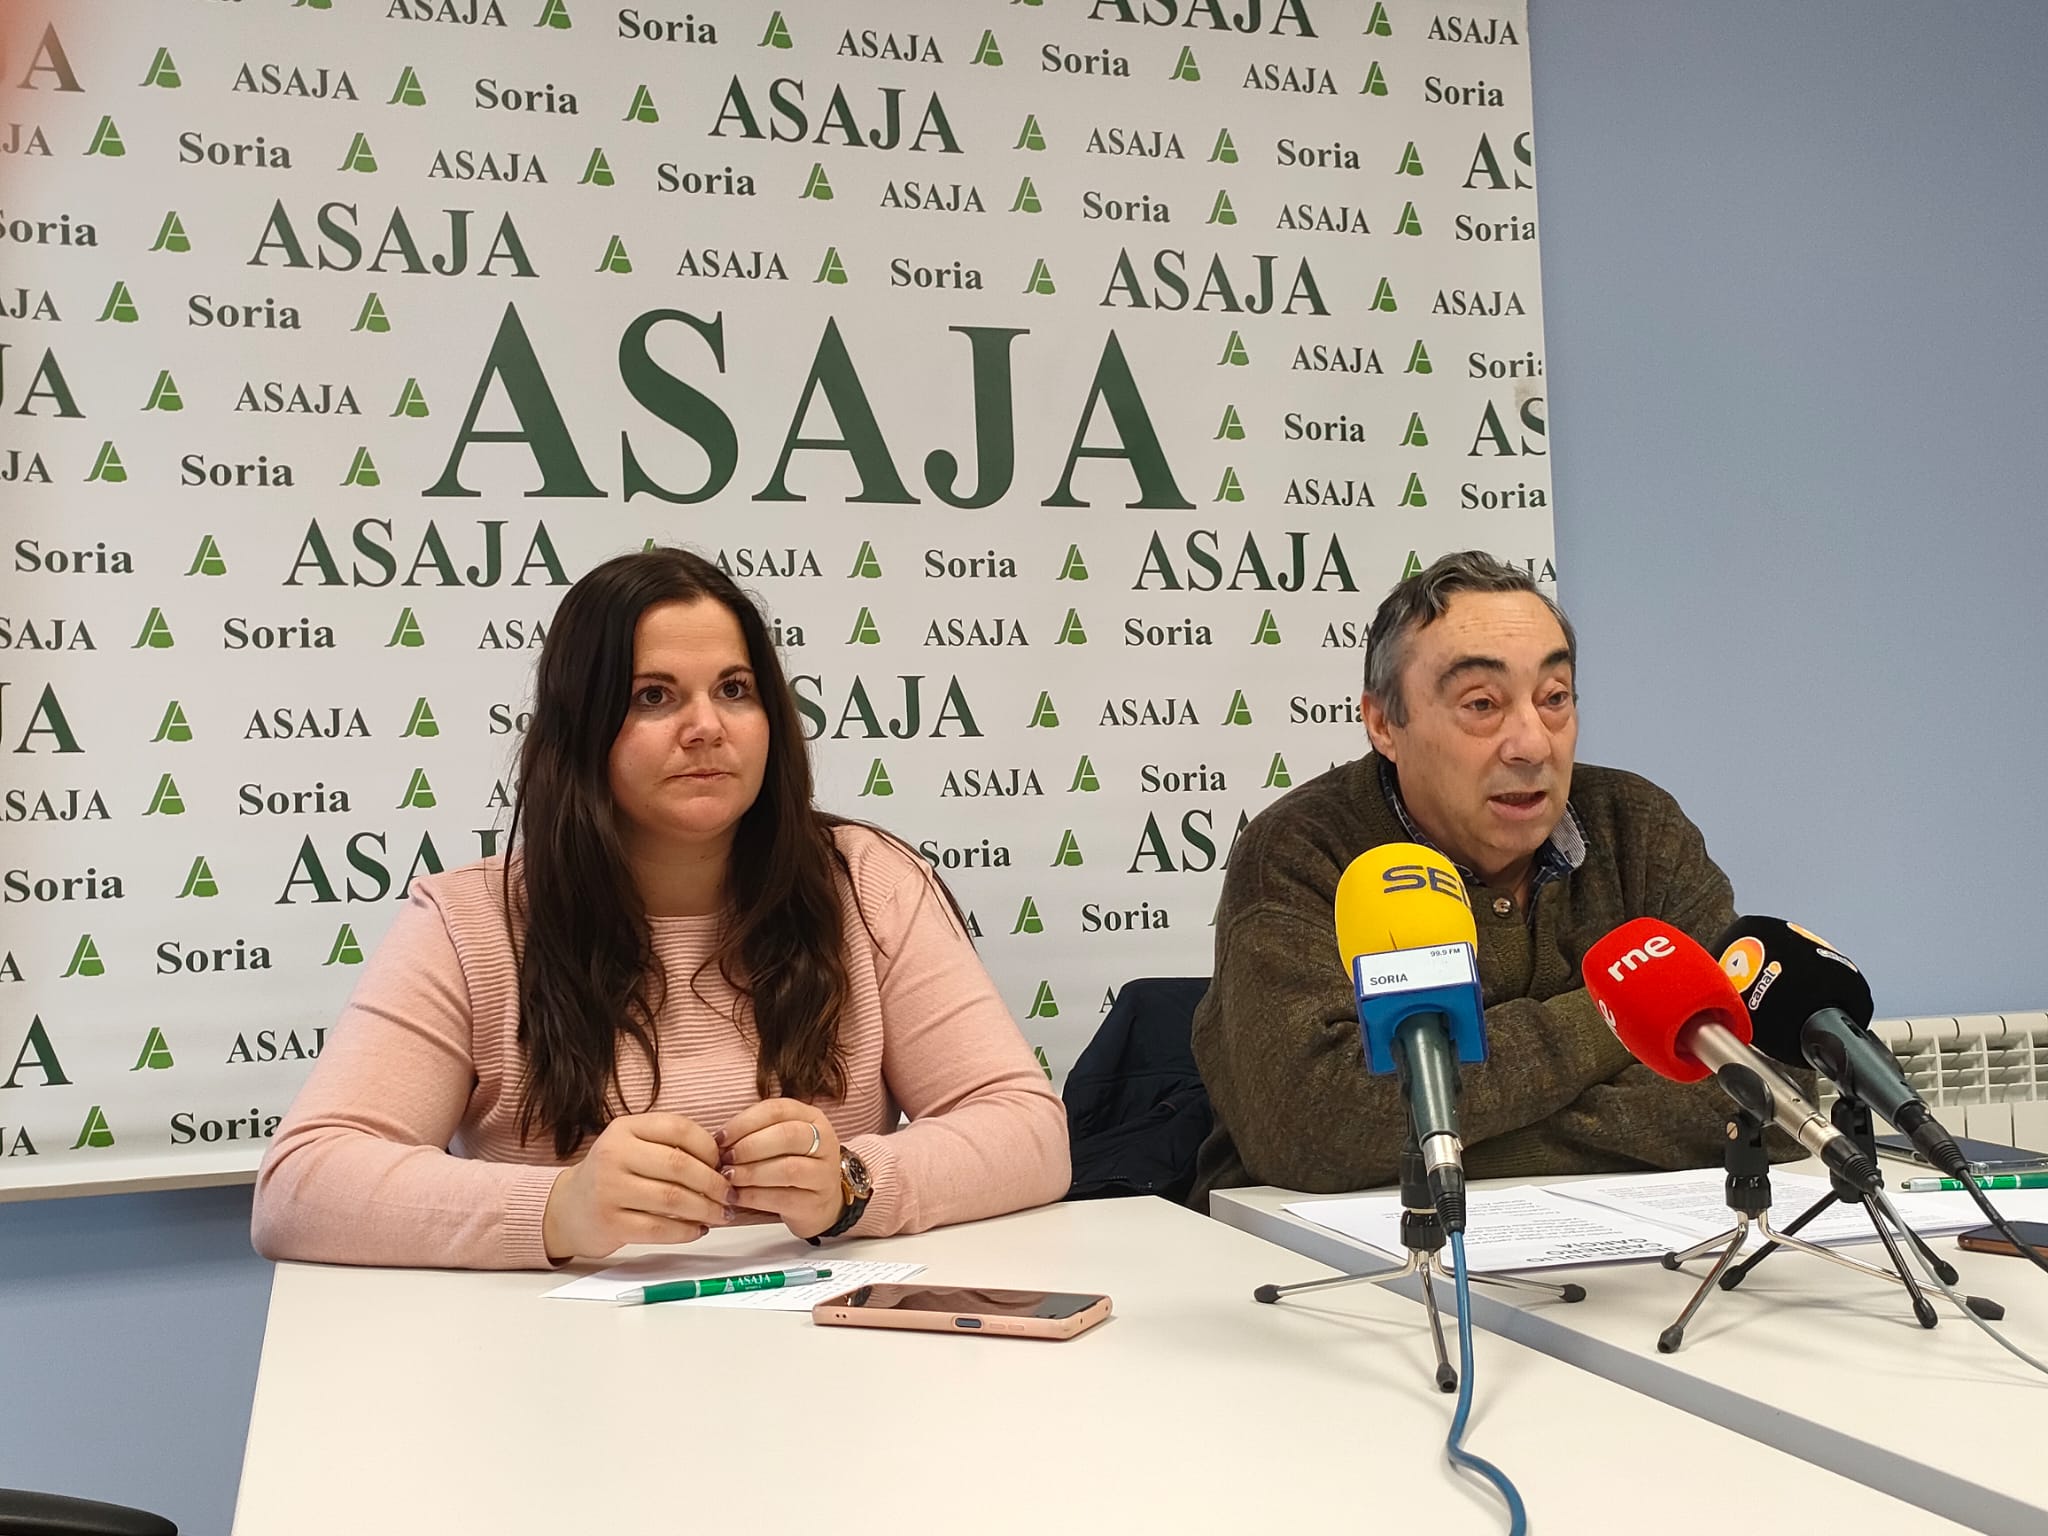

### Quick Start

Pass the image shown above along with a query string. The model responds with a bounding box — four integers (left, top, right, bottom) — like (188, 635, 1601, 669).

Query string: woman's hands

(717, 1098, 846, 1242)
(541, 1101, 853, 1260)
(541, 1112, 731, 1263)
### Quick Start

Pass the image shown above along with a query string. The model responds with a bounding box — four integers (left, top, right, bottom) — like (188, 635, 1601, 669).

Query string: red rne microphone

(1581, 918, 1879, 1194)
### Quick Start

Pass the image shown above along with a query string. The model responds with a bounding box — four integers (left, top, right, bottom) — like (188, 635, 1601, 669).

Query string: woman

(252, 547, 1070, 1268)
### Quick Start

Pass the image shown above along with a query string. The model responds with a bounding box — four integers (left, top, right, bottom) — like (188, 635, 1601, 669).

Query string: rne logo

(1604, 934, 1673, 981)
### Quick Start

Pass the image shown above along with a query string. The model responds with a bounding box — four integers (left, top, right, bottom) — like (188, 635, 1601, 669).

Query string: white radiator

(1857, 1014, 2048, 1150)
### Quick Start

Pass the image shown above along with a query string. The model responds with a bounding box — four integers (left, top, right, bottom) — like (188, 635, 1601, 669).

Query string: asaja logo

(153, 701, 193, 742)
(140, 48, 180, 88)
(708, 77, 960, 154)
(1132, 530, 1357, 592)
(840, 29, 940, 63)
(84, 115, 127, 158)
(1429, 15, 1520, 44)
(178, 858, 218, 899)
(234, 63, 356, 100)
(249, 204, 537, 278)
(61, 934, 103, 977)
(1100, 249, 1327, 315)
(940, 768, 1042, 798)
(1086, 0, 1317, 35)
(286, 520, 567, 588)
(384, 1, 509, 25)
(150, 212, 189, 253)
(792, 675, 981, 740)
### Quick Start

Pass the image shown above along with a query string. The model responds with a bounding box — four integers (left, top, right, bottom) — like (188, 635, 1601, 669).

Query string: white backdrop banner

(0, 0, 1552, 1193)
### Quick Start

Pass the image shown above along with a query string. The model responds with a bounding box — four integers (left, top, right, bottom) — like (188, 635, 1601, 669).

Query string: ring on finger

(805, 1122, 822, 1159)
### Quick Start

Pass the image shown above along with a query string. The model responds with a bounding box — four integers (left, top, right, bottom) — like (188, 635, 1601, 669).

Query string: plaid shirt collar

(1376, 756, 1588, 897)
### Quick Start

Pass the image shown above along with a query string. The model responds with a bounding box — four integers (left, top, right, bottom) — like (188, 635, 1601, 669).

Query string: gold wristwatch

(818, 1147, 873, 1239)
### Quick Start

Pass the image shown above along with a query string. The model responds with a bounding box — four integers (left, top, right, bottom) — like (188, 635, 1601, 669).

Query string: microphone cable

(1445, 1230, 1530, 1535)
(1951, 1168, 2048, 1279)
(1868, 1188, 2048, 1382)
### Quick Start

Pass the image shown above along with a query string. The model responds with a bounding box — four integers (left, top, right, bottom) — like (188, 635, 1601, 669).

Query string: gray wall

(1537, 0, 2048, 1012)
(0, 1187, 270, 1530)
(4, 4, 2044, 1531)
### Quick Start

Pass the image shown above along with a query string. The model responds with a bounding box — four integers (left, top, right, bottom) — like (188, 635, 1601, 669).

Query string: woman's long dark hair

(505, 547, 860, 1156)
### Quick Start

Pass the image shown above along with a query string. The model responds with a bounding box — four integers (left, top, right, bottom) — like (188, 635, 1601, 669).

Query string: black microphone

(1714, 916, 1969, 1180)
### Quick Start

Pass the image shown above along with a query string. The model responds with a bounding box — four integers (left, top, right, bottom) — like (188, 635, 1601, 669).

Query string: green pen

(615, 1267, 831, 1305)
(1899, 1173, 2048, 1193)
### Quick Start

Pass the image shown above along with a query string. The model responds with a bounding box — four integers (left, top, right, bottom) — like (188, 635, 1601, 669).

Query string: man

(1191, 550, 1757, 1204)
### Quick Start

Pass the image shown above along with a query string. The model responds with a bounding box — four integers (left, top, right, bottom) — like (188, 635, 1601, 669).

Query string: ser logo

(1382, 863, 1466, 903)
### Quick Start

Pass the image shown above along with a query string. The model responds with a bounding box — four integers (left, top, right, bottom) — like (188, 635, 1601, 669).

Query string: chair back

(1063, 976, 1213, 1202)
(0, 1490, 177, 1536)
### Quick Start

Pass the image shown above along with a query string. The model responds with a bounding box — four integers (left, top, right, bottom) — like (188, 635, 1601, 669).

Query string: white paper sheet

(545, 1255, 924, 1311)
(1551, 1171, 1993, 1251)
(1283, 1186, 1685, 1272)
(1282, 1169, 2048, 1275)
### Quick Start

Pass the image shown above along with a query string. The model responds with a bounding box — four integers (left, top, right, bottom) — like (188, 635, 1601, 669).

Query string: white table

(1212, 1175, 2048, 1536)
(236, 1197, 1966, 1535)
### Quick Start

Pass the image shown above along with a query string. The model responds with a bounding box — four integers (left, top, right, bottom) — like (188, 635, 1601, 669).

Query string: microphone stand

(1253, 1142, 1586, 1393)
(1655, 1101, 1985, 1353)
(1718, 1096, 2004, 1322)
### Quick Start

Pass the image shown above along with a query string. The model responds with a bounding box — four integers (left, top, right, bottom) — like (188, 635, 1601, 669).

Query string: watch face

(843, 1149, 873, 1199)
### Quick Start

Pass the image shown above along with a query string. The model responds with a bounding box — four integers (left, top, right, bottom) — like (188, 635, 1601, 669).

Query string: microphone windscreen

(1581, 917, 1753, 1083)
(1715, 915, 1876, 1067)
(1334, 843, 1477, 971)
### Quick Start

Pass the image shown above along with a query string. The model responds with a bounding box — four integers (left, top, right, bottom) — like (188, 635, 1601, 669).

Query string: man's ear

(1361, 691, 1397, 760)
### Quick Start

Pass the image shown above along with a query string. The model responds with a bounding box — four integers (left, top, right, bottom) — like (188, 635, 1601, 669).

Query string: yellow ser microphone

(1335, 842, 1479, 962)
(1333, 842, 1487, 1230)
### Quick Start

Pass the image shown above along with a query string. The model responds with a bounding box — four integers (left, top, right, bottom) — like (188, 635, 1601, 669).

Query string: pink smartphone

(813, 1283, 1113, 1341)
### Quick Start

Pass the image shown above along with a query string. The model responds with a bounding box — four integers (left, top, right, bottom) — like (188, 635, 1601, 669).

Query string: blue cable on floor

(1446, 1230, 1529, 1535)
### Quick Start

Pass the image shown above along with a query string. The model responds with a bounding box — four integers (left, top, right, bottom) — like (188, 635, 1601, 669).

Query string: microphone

(1580, 918, 1881, 1195)
(1716, 916, 1968, 1180)
(1334, 843, 1487, 1231)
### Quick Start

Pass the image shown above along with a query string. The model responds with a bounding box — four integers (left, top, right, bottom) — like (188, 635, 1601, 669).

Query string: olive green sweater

(1191, 754, 1793, 1204)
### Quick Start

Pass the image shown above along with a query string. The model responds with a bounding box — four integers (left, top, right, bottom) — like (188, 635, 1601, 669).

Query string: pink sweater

(251, 826, 1071, 1269)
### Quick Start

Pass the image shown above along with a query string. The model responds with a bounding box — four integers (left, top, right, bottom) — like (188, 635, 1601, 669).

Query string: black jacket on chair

(1062, 977, 1213, 1204)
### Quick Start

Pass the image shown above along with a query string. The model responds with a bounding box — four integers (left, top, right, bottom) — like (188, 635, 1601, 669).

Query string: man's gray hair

(1362, 550, 1576, 727)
